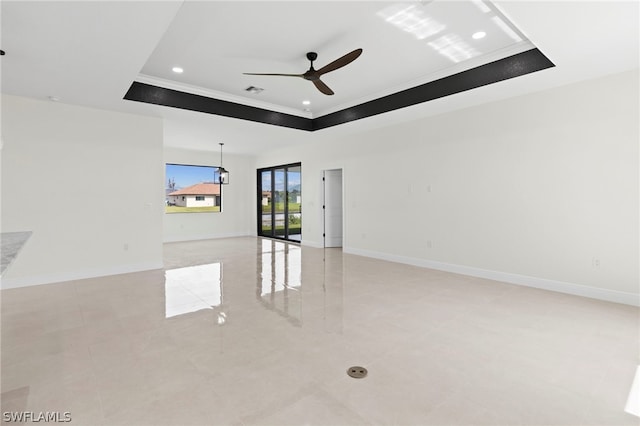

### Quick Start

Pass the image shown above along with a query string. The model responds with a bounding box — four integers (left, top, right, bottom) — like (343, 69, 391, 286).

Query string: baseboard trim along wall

(0, 261, 164, 290)
(163, 231, 252, 244)
(3, 239, 635, 307)
(344, 246, 639, 307)
(301, 239, 324, 249)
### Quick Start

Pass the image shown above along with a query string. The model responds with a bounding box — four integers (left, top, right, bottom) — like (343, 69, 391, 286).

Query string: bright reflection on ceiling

(377, 4, 445, 40)
(165, 263, 223, 318)
(428, 34, 480, 63)
(377, 1, 528, 64)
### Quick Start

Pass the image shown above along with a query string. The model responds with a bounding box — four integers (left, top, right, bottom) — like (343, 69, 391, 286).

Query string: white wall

(163, 147, 255, 242)
(256, 70, 639, 305)
(3, 70, 637, 305)
(1, 94, 164, 288)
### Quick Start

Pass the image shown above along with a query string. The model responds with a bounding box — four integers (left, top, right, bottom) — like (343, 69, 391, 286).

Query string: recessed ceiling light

(472, 31, 487, 40)
(172, 66, 184, 74)
(302, 100, 311, 105)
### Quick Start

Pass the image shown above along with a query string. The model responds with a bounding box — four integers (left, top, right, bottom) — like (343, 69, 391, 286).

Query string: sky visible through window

(166, 164, 218, 189)
(261, 170, 300, 190)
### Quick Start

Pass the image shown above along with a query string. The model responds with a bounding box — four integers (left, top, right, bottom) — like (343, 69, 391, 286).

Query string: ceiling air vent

(245, 86, 264, 94)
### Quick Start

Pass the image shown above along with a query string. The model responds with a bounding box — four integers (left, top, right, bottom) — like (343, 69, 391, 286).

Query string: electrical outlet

(592, 257, 600, 268)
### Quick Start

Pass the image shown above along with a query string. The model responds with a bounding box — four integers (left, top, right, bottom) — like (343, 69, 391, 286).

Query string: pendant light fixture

(218, 143, 229, 185)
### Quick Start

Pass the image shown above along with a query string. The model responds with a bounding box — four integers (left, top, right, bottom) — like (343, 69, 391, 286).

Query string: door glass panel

(261, 170, 273, 237)
(287, 166, 301, 242)
(274, 169, 286, 237)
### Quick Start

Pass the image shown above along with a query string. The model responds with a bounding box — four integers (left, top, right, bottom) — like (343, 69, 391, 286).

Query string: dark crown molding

(124, 48, 554, 131)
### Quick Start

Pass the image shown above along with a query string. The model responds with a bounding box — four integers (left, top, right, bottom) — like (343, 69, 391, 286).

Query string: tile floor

(1, 237, 638, 425)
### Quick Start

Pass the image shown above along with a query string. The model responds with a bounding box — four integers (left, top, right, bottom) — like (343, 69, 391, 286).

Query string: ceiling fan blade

(243, 73, 304, 78)
(313, 79, 334, 96)
(317, 48, 363, 76)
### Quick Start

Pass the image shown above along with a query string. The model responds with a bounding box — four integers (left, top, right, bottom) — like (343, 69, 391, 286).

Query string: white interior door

(323, 169, 343, 248)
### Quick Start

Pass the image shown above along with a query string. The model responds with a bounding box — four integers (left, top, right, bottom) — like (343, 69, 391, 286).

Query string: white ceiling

(1, 1, 638, 155)
(140, 0, 534, 118)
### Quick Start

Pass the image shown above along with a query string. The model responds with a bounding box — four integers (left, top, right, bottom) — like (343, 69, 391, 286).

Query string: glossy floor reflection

(1, 237, 638, 425)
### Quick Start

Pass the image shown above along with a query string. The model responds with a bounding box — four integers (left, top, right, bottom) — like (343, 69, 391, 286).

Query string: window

(165, 163, 222, 213)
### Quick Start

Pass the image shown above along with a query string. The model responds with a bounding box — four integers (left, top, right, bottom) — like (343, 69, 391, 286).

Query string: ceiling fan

(243, 48, 363, 96)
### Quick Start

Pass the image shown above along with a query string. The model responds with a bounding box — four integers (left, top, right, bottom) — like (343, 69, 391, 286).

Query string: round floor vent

(347, 366, 368, 379)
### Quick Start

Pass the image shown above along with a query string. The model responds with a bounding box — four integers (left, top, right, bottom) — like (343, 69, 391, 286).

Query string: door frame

(257, 162, 302, 243)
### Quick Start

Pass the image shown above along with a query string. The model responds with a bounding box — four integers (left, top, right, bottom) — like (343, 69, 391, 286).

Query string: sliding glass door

(258, 163, 301, 242)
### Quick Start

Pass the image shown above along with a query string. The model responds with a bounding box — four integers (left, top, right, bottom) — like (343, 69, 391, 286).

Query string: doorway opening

(323, 169, 343, 248)
(257, 163, 302, 242)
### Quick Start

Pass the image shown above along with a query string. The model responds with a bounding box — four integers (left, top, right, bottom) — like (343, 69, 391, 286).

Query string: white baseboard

(343, 246, 639, 307)
(301, 239, 323, 248)
(0, 261, 164, 290)
(163, 231, 251, 243)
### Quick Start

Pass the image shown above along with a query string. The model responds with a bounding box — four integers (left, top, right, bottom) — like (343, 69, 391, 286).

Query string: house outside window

(165, 164, 222, 213)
